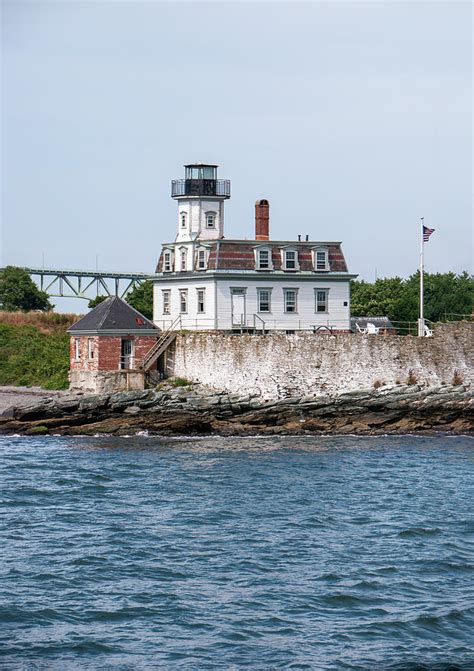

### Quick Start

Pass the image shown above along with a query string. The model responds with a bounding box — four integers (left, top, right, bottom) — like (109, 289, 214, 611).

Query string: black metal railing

(171, 179, 231, 198)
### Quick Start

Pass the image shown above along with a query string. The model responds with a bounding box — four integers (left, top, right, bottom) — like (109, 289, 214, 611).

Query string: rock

(55, 398, 81, 412)
(15, 402, 53, 421)
(79, 395, 109, 412)
(109, 390, 151, 407)
(123, 405, 141, 415)
(0, 406, 15, 419)
(0, 384, 471, 437)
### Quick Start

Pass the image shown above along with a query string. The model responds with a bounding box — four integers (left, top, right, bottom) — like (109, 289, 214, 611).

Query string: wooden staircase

(140, 316, 181, 372)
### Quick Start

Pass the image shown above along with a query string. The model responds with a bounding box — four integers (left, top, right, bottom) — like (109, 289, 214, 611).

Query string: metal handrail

(140, 315, 181, 370)
(171, 179, 231, 198)
(253, 314, 266, 332)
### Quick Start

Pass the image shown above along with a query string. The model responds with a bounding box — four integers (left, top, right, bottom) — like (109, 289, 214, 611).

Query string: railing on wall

(171, 179, 231, 198)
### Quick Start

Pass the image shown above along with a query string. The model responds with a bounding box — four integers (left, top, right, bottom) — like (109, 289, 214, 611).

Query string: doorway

(120, 338, 134, 369)
(231, 288, 246, 327)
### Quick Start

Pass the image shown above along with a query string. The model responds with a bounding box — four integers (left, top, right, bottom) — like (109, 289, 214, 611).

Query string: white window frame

(74, 337, 81, 360)
(196, 288, 206, 313)
(179, 289, 188, 314)
(197, 248, 207, 270)
(315, 288, 329, 313)
(313, 247, 329, 272)
(205, 211, 216, 228)
(281, 247, 300, 271)
(258, 249, 270, 269)
(162, 289, 171, 315)
(257, 288, 271, 313)
(180, 212, 187, 228)
(283, 288, 298, 313)
(180, 248, 187, 271)
(163, 250, 172, 272)
(87, 338, 94, 360)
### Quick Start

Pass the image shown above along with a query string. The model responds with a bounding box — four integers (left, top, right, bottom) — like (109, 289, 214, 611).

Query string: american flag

(423, 225, 435, 242)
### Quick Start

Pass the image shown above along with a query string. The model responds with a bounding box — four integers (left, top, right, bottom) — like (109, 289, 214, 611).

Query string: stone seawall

(170, 323, 473, 399)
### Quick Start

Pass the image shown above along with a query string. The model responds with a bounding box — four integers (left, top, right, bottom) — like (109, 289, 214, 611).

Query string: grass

(0, 310, 81, 334)
(0, 313, 74, 389)
(170, 377, 193, 387)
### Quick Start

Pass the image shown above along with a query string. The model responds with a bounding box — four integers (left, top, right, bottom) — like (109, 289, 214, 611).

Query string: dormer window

(197, 249, 207, 270)
(258, 250, 269, 269)
(163, 251, 172, 272)
(255, 246, 273, 270)
(206, 212, 216, 228)
(313, 248, 329, 271)
(283, 249, 299, 270)
(180, 212, 187, 228)
(285, 251, 296, 269)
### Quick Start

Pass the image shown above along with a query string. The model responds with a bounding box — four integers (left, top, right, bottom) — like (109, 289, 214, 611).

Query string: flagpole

(418, 217, 424, 337)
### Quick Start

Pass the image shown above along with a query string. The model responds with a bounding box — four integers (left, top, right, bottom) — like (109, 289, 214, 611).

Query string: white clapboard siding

(154, 275, 350, 331)
(153, 277, 217, 331)
(215, 278, 350, 331)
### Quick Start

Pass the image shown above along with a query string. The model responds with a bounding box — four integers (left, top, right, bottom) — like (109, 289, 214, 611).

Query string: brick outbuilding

(67, 296, 159, 393)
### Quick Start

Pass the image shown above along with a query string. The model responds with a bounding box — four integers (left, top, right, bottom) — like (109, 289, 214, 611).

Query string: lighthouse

(153, 162, 355, 334)
(171, 163, 231, 243)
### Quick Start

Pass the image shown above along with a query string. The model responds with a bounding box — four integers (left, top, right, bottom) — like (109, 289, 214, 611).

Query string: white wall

(153, 276, 350, 331)
(153, 277, 216, 331)
(170, 323, 473, 399)
(174, 199, 224, 242)
(215, 278, 350, 331)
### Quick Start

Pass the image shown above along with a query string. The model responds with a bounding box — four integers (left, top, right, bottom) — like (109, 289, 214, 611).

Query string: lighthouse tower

(171, 163, 231, 243)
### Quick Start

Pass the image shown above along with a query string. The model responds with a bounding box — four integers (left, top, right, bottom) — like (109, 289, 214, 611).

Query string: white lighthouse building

(153, 163, 356, 333)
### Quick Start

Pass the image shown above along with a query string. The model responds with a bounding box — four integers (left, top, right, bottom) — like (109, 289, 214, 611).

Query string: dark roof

(68, 296, 158, 334)
(156, 240, 349, 273)
(351, 316, 395, 330)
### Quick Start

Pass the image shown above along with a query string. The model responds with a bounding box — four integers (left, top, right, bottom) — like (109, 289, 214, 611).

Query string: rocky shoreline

(0, 383, 472, 436)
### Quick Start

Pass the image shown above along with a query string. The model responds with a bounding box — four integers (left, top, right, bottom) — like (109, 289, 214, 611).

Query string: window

(315, 249, 329, 271)
(88, 338, 94, 359)
(257, 289, 271, 313)
(179, 289, 188, 313)
(162, 290, 170, 315)
(180, 249, 187, 271)
(74, 338, 81, 360)
(206, 212, 216, 228)
(163, 251, 172, 272)
(284, 250, 297, 270)
(120, 338, 134, 370)
(180, 212, 187, 228)
(315, 289, 329, 313)
(284, 289, 297, 313)
(197, 289, 205, 313)
(258, 250, 270, 269)
(197, 249, 206, 269)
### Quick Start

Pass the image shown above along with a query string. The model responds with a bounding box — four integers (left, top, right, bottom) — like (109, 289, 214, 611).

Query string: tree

(0, 266, 53, 312)
(351, 272, 473, 325)
(88, 295, 107, 309)
(126, 281, 153, 319)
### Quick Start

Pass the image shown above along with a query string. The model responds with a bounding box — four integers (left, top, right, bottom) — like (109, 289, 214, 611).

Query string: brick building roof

(156, 241, 349, 273)
(68, 296, 158, 335)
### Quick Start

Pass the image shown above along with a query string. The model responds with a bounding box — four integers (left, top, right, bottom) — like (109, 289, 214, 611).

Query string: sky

(1, 0, 472, 312)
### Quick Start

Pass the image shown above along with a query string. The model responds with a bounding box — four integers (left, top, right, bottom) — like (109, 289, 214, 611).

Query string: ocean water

(0, 435, 473, 671)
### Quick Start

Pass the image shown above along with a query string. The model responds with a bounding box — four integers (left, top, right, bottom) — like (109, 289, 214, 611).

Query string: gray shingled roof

(68, 296, 158, 334)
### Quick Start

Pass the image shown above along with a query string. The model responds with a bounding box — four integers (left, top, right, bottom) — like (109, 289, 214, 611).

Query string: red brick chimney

(255, 199, 269, 240)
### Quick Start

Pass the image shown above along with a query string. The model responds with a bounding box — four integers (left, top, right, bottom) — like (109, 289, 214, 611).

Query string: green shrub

(0, 323, 69, 389)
